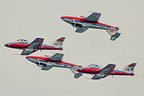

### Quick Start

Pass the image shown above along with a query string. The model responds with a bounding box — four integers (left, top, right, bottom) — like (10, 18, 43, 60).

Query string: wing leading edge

(21, 38, 44, 55)
(49, 53, 64, 62)
(75, 12, 101, 33)
(92, 64, 116, 80)
(85, 12, 101, 22)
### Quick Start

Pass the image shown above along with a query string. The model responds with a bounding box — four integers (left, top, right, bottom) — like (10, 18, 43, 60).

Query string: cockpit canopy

(16, 39, 29, 44)
(87, 64, 100, 68)
(80, 16, 85, 18)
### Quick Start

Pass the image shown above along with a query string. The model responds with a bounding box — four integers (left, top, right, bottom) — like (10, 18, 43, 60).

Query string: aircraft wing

(75, 27, 89, 33)
(49, 53, 64, 61)
(85, 12, 101, 22)
(92, 64, 116, 80)
(21, 38, 44, 55)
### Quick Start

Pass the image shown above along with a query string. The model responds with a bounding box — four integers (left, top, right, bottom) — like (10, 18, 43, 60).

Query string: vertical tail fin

(122, 63, 137, 74)
(106, 30, 121, 41)
(70, 67, 83, 78)
(52, 37, 65, 47)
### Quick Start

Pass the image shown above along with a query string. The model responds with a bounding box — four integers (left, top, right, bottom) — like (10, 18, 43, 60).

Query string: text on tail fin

(123, 63, 137, 73)
(52, 37, 65, 47)
(57, 37, 65, 42)
(128, 63, 137, 67)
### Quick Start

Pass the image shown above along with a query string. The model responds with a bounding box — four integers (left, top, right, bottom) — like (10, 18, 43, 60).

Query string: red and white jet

(26, 53, 83, 78)
(74, 63, 137, 80)
(61, 12, 121, 41)
(5, 37, 65, 55)
(26, 53, 136, 80)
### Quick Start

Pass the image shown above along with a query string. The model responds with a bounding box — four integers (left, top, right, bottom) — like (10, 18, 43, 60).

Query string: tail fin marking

(52, 37, 65, 47)
(122, 63, 137, 74)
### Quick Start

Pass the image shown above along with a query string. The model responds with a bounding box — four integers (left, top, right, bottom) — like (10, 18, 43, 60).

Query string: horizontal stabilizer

(70, 68, 83, 78)
(74, 73, 83, 78)
(106, 29, 121, 41)
(110, 33, 121, 41)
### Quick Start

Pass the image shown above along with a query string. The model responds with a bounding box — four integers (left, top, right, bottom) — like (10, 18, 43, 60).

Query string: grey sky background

(0, 0, 144, 96)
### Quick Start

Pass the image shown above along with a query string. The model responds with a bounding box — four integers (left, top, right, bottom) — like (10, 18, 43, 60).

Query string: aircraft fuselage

(76, 68, 134, 76)
(26, 56, 81, 69)
(4, 43, 62, 50)
(61, 16, 119, 31)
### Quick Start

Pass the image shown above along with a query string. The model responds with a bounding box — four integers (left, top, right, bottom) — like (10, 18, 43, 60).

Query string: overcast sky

(1, 0, 144, 96)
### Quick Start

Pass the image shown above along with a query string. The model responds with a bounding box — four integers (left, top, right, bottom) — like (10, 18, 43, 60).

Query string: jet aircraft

(61, 12, 121, 41)
(74, 63, 137, 80)
(26, 53, 83, 78)
(5, 37, 65, 55)
(26, 53, 136, 80)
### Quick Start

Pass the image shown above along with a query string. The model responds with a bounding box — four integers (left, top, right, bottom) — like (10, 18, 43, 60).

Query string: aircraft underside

(36, 61, 73, 69)
(71, 21, 116, 31)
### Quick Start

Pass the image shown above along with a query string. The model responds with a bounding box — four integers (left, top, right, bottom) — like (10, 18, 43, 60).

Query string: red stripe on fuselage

(27, 56, 81, 67)
(5, 43, 63, 50)
(40, 45, 63, 50)
(111, 71, 134, 76)
(5, 43, 29, 49)
(77, 68, 101, 74)
(63, 16, 118, 28)
(76, 68, 134, 76)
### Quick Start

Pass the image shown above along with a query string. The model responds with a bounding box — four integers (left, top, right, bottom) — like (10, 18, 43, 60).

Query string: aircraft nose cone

(61, 16, 71, 24)
(4, 43, 10, 47)
(61, 16, 65, 20)
(26, 56, 33, 61)
(25, 56, 30, 60)
(116, 27, 119, 30)
(4, 44, 7, 47)
(26, 56, 38, 64)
